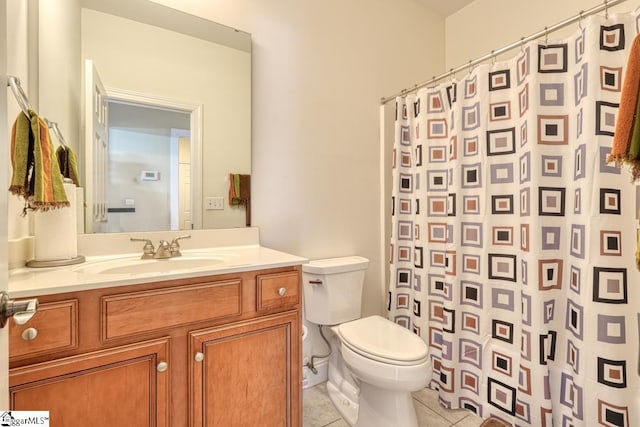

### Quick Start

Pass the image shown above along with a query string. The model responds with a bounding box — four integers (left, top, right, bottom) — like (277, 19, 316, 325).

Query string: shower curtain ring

(449, 68, 454, 82)
(544, 27, 549, 46)
(520, 37, 525, 53)
(468, 60, 473, 74)
(491, 50, 496, 66)
(604, 0, 609, 19)
(578, 10, 584, 29)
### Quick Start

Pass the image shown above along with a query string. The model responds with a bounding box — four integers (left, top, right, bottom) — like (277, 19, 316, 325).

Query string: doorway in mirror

(107, 100, 192, 233)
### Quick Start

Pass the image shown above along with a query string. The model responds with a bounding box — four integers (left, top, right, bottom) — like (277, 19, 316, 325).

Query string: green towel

(56, 145, 80, 186)
(9, 110, 69, 213)
(232, 174, 241, 205)
(628, 91, 640, 180)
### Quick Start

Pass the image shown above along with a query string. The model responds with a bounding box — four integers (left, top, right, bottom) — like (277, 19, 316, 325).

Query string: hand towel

(229, 173, 239, 205)
(239, 174, 251, 200)
(229, 173, 250, 206)
(239, 174, 251, 226)
(9, 110, 69, 214)
(56, 145, 80, 186)
(607, 32, 640, 176)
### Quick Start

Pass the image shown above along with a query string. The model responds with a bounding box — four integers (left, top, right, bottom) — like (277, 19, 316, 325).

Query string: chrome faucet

(131, 235, 191, 259)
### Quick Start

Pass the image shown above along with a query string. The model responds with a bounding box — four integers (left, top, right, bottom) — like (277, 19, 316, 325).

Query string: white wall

(107, 129, 172, 232)
(149, 0, 446, 319)
(445, 0, 635, 69)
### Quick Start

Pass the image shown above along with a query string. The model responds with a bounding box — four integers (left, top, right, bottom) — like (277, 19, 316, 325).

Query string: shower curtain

(388, 10, 640, 426)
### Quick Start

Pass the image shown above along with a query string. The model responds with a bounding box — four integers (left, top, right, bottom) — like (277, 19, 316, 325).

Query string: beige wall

(38, 0, 81, 152)
(445, 0, 634, 69)
(7, 0, 36, 239)
(150, 0, 446, 317)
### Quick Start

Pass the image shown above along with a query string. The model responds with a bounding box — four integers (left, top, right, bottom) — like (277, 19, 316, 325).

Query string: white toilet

(303, 256, 431, 427)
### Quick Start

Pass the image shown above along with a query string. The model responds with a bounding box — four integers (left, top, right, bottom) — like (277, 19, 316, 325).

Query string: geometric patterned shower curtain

(388, 10, 640, 426)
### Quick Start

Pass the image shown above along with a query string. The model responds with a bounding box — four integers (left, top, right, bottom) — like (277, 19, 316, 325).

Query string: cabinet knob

(194, 352, 204, 362)
(278, 287, 287, 296)
(157, 361, 168, 372)
(21, 327, 38, 341)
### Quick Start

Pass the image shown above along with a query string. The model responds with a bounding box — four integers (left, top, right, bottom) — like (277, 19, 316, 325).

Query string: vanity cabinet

(8, 266, 302, 427)
(9, 338, 170, 426)
(189, 311, 299, 427)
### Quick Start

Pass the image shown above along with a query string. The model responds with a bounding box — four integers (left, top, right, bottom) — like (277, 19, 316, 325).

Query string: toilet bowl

(302, 257, 431, 427)
(333, 315, 431, 427)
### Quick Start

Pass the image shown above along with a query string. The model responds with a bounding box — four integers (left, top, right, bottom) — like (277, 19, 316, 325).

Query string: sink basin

(72, 256, 226, 275)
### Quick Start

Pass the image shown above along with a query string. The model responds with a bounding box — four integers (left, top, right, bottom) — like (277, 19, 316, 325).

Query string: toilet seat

(337, 315, 428, 366)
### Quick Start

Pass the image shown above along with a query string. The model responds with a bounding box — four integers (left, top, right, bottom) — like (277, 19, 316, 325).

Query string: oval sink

(73, 256, 225, 275)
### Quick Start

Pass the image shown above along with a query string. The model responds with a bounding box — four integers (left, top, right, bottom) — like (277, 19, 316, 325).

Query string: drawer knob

(278, 287, 287, 296)
(194, 352, 205, 363)
(157, 361, 169, 372)
(21, 327, 38, 341)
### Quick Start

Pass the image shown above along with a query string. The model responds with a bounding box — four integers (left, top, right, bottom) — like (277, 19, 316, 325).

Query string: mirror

(36, 0, 251, 233)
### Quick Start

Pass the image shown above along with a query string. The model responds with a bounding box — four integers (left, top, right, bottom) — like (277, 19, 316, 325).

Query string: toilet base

(354, 382, 419, 427)
(326, 380, 358, 426)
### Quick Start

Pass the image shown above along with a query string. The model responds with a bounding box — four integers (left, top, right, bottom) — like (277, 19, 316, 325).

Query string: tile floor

(303, 382, 485, 427)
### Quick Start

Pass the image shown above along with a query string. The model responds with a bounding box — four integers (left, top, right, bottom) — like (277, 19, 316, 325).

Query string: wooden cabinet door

(9, 337, 170, 427)
(189, 311, 300, 427)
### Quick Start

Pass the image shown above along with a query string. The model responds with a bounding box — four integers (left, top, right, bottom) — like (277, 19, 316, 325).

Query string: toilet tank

(302, 256, 369, 325)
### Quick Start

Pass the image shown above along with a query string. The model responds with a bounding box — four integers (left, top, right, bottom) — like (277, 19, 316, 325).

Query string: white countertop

(9, 245, 308, 298)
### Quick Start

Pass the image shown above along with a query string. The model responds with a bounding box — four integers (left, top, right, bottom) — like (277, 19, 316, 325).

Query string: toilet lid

(337, 315, 428, 363)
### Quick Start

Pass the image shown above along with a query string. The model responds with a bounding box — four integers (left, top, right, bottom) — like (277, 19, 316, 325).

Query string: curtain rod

(380, 0, 629, 104)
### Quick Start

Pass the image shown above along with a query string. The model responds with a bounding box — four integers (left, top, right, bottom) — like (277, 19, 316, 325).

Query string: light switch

(205, 197, 224, 210)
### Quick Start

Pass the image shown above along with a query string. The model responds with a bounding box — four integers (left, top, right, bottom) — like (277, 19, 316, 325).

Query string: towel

(56, 145, 80, 186)
(229, 173, 250, 206)
(9, 110, 69, 214)
(607, 32, 640, 179)
(228, 173, 251, 226)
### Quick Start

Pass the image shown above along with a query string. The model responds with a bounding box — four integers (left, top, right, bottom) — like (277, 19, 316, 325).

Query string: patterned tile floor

(303, 382, 485, 427)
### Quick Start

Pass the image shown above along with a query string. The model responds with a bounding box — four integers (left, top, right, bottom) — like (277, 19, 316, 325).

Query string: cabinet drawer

(101, 279, 242, 341)
(9, 300, 78, 360)
(256, 271, 299, 312)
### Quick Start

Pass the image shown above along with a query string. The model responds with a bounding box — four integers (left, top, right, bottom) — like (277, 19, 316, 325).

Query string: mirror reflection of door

(178, 136, 192, 230)
(84, 61, 203, 233)
(84, 60, 110, 234)
(107, 101, 191, 233)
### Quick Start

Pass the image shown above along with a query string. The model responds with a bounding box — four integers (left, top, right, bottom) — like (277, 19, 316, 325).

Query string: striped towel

(607, 32, 640, 180)
(9, 110, 69, 214)
(56, 145, 80, 186)
(229, 173, 250, 206)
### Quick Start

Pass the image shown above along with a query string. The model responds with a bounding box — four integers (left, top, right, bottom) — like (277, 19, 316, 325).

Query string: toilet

(303, 256, 431, 427)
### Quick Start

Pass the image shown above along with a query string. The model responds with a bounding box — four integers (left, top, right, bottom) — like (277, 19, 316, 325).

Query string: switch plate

(205, 197, 224, 210)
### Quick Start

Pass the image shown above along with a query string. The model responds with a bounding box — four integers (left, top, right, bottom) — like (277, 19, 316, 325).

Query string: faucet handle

(170, 234, 191, 256)
(131, 238, 155, 259)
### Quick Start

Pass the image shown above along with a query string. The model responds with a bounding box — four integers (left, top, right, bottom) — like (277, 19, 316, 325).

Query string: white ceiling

(418, 0, 475, 16)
